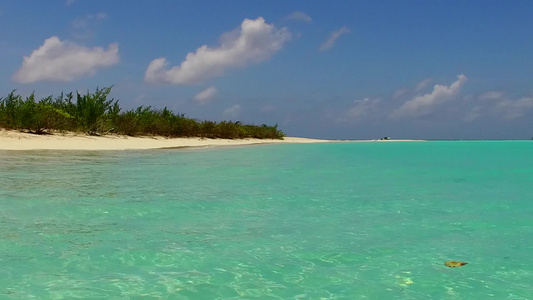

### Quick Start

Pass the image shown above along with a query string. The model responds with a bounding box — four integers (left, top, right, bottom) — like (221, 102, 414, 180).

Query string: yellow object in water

(444, 261, 468, 267)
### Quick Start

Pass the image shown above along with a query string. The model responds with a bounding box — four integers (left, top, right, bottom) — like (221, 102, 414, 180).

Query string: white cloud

(145, 17, 291, 85)
(286, 11, 312, 22)
(393, 88, 408, 99)
(464, 105, 483, 122)
(465, 91, 533, 121)
(223, 105, 241, 118)
(194, 86, 218, 104)
(392, 78, 433, 99)
(392, 79, 432, 99)
(414, 78, 433, 92)
(390, 74, 467, 118)
(319, 26, 350, 52)
(12, 36, 119, 83)
(66, 0, 75, 5)
(494, 96, 533, 120)
(479, 91, 504, 100)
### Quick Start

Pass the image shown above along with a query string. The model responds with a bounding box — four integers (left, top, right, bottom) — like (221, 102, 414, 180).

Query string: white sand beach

(0, 130, 426, 151)
(0, 130, 334, 150)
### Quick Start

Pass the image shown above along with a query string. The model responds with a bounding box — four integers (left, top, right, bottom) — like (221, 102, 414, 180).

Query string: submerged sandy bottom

(1, 141, 529, 298)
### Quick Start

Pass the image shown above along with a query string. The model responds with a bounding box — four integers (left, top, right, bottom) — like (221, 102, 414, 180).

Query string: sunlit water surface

(0, 141, 532, 299)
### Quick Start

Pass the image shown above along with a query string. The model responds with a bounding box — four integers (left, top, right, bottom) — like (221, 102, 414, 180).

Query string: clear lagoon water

(0, 141, 532, 299)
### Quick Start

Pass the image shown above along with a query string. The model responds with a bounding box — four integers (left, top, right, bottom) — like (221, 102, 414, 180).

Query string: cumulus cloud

(393, 78, 433, 99)
(223, 105, 241, 118)
(319, 26, 350, 52)
(393, 88, 409, 99)
(465, 91, 533, 121)
(414, 78, 433, 92)
(12, 36, 119, 83)
(499, 96, 533, 119)
(145, 17, 291, 85)
(194, 86, 218, 104)
(488, 94, 533, 120)
(390, 74, 467, 118)
(286, 11, 312, 22)
(463, 91, 503, 121)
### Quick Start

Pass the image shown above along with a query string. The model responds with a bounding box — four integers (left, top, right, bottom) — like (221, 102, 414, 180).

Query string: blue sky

(1, 0, 532, 139)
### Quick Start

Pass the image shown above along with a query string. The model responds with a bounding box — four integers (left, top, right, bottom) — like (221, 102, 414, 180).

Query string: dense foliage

(0, 87, 285, 139)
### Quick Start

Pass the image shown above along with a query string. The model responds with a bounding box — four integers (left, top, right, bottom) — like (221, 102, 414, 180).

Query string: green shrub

(0, 87, 285, 139)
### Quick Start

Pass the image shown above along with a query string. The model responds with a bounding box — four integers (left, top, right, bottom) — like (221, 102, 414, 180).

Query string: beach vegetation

(0, 87, 285, 139)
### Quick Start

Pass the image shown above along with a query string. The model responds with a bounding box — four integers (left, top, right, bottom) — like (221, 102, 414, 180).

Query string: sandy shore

(0, 130, 425, 151)
(0, 130, 335, 151)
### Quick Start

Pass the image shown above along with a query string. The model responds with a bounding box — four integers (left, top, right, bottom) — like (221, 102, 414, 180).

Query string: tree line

(0, 87, 285, 139)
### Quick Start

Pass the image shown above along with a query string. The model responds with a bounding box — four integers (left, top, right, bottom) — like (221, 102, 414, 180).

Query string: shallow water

(1, 141, 532, 299)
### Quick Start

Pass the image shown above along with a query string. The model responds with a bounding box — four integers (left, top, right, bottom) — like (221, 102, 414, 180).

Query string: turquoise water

(0, 141, 532, 299)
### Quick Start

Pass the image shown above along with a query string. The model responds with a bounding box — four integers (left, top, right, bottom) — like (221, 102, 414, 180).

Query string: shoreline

(0, 130, 332, 151)
(0, 130, 425, 151)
